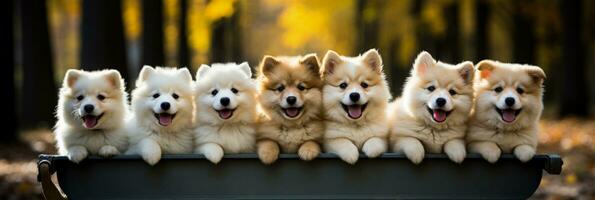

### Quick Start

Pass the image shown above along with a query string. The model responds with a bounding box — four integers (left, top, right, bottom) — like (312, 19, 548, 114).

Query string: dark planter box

(37, 153, 562, 200)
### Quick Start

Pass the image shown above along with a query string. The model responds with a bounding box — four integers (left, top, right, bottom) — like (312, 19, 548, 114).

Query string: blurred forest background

(1, 0, 593, 199)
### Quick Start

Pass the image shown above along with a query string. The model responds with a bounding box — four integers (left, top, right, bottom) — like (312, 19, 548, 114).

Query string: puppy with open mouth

(194, 63, 258, 164)
(467, 60, 546, 163)
(255, 54, 324, 164)
(55, 69, 129, 163)
(389, 51, 475, 164)
(126, 66, 195, 165)
(321, 49, 391, 164)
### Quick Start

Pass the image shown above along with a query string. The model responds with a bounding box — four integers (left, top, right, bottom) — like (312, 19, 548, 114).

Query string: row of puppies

(55, 49, 545, 165)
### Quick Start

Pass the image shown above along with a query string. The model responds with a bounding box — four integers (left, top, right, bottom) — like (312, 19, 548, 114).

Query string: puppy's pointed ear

(238, 62, 252, 78)
(413, 51, 435, 76)
(259, 56, 279, 77)
(476, 60, 496, 79)
(64, 69, 82, 88)
(300, 53, 321, 76)
(321, 50, 342, 78)
(362, 49, 383, 73)
(526, 66, 546, 84)
(104, 70, 124, 89)
(177, 67, 193, 83)
(138, 65, 156, 84)
(196, 64, 211, 80)
(457, 61, 474, 85)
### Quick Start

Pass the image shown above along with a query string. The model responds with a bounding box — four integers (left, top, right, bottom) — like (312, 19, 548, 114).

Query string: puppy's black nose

(220, 97, 230, 106)
(287, 96, 297, 105)
(505, 97, 515, 107)
(349, 93, 360, 102)
(84, 105, 94, 113)
(436, 98, 446, 107)
(161, 102, 170, 110)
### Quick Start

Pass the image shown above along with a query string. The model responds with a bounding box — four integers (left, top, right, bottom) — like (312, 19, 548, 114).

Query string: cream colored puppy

(467, 60, 546, 163)
(389, 51, 474, 164)
(126, 66, 195, 165)
(321, 49, 391, 164)
(55, 69, 129, 163)
(194, 63, 258, 164)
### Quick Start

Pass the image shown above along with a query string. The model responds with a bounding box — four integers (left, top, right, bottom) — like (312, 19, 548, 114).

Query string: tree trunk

(19, 0, 57, 129)
(80, 0, 129, 82)
(2, 0, 16, 141)
(141, 0, 165, 68)
(355, 0, 380, 53)
(210, 1, 242, 63)
(475, 0, 489, 61)
(178, 0, 189, 67)
(442, 3, 460, 63)
(512, 1, 535, 64)
(559, 0, 589, 117)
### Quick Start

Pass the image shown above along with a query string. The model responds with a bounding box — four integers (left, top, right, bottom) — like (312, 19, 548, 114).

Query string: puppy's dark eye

(339, 82, 348, 89)
(97, 94, 106, 101)
(153, 93, 160, 98)
(297, 84, 305, 91)
(276, 85, 285, 92)
(516, 88, 524, 94)
(76, 95, 84, 101)
(361, 82, 368, 88)
(231, 88, 239, 94)
(172, 93, 179, 99)
(427, 86, 435, 92)
(211, 89, 218, 96)
(494, 87, 503, 93)
(449, 89, 457, 95)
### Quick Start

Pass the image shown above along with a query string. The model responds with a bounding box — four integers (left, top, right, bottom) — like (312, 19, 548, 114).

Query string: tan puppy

(256, 54, 324, 164)
(467, 60, 546, 163)
(321, 49, 391, 164)
(388, 51, 474, 164)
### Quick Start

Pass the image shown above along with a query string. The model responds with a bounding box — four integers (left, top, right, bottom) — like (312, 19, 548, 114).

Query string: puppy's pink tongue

(158, 114, 173, 126)
(502, 109, 516, 123)
(82, 116, 98, 128)
(432, 109, 447, 122)
(284, 108, 300, 118)
(218, 109, 233, 119)
(347, 105, 363, 119)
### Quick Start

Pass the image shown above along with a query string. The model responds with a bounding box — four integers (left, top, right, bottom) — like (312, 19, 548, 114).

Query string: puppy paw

(298, 142, 320, 161)
(337, 145, 359, 165)
(444, 141, 466, 164)
(445, 147, 465, 164)
(514, 145, 535, 162)
(403, 144, 424, 164)
(362, 137, 387, 158)
(142, 151, 161, 166)
(204, 147, 224, 164)
(98, 145, 120, 157)
(67, 146, 88, 163)
(480, 148, 501, 164)
(258, 148, 279, 165)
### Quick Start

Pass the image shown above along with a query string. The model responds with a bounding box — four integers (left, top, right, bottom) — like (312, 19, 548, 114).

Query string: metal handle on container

(543, 154, 563, 175)
(37, 159, 68, 200)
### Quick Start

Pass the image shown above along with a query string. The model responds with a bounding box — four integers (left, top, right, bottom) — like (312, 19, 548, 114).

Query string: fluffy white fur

(126, 66, 195, 165)
(255, 54, 324, 164)
(321, 49, 391, 164)
(388, 51, 475, 164)
(55, 69, 129, 163)
(194, 63, 258, 164)
(467, 60, 546, 163)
